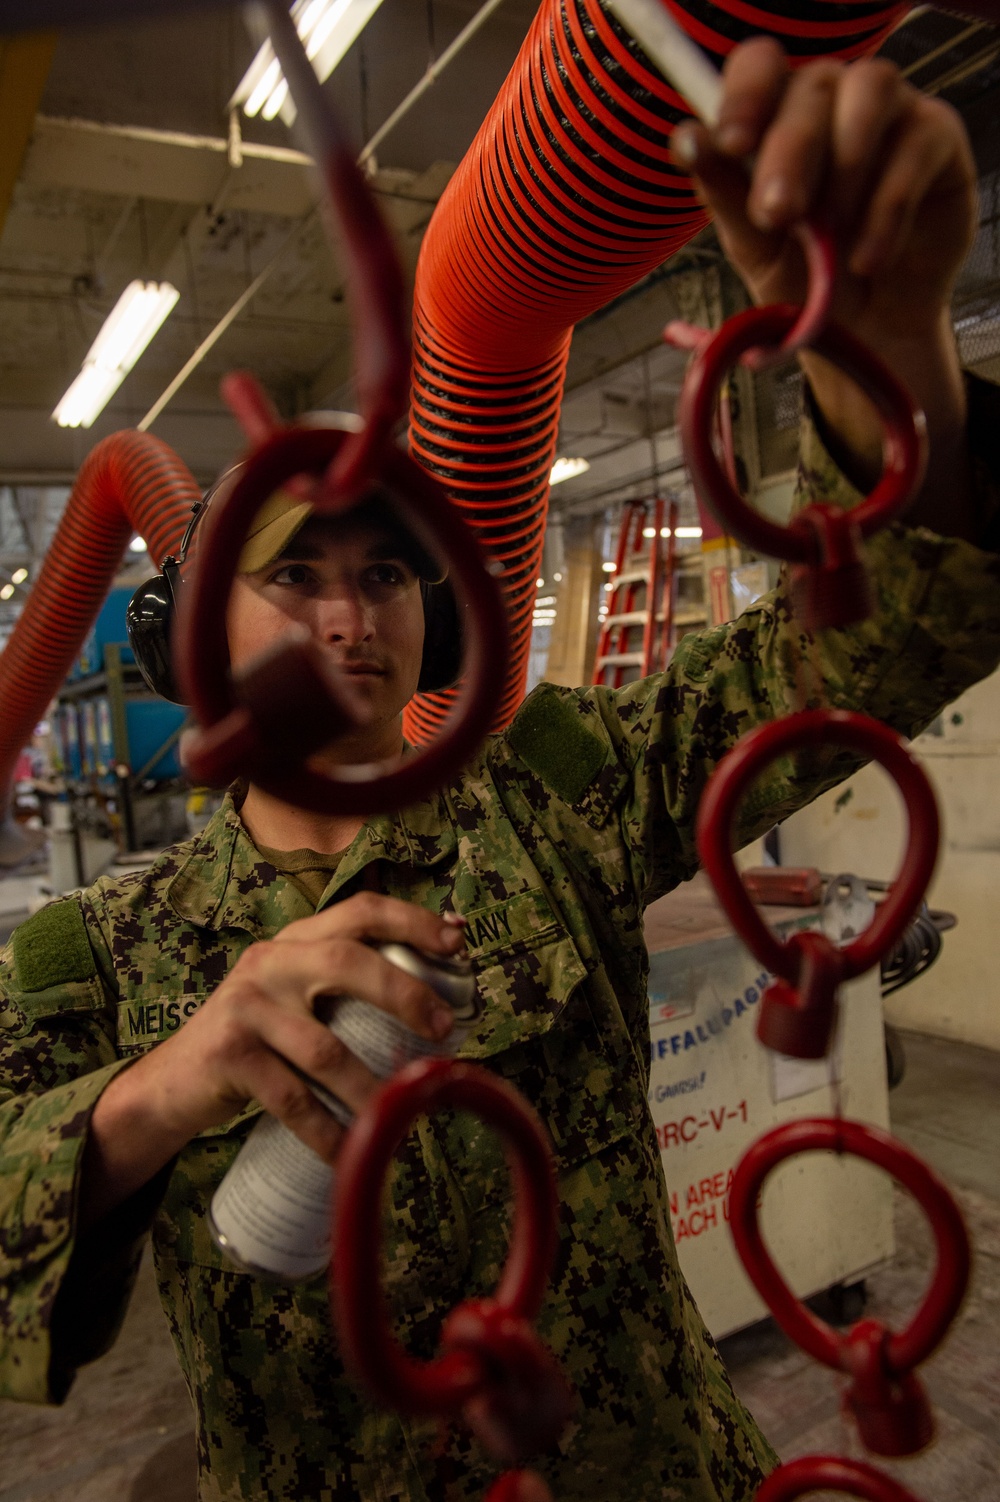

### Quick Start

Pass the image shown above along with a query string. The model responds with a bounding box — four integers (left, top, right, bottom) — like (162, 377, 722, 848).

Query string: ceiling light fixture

(549, 456, 590, 485)
(232, 0, 388, 126)
(0, 584, 14, 601)
(129, 536, 149, 553)
(53, 281, 180, 429)
(11, 568, 27, 584)
(675, 526, 703, 538)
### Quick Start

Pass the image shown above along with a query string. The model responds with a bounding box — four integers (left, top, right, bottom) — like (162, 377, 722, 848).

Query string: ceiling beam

(23, 115, 315, 218)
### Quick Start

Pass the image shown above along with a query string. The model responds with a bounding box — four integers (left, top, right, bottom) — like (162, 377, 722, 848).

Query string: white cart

(644, 874, 894, 1338)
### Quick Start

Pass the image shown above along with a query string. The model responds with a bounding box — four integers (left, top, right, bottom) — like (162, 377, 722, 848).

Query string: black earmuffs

(126, 489, 464, 705)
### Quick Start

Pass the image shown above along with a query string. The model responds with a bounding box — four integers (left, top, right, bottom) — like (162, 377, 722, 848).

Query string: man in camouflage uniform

(2, 41, 998, 1502)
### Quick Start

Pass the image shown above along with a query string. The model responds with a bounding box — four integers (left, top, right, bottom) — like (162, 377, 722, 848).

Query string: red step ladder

(592, 498, 679, 687)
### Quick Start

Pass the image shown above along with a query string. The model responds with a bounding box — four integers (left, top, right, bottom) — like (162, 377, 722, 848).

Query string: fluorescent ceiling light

(549, 456, 590, 485)
(676, 526, 703, 538)
(53, 280, 179, 429)
(0, 584, 14, 601)
(232, 0, 387, 126)
(11, 568, 27, 584)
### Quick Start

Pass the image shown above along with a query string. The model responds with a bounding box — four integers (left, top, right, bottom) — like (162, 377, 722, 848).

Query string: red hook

(261, 0, 408, 499)
(696, 709, 939, 1059)
(331, 1057, 574, 1466)
(175, 418, 509, 815)
(666, 221, 837, 371)
(756, 1455, 925, 1501)
(730, 1118, 970, 1457)
(670, 301, 927, 631)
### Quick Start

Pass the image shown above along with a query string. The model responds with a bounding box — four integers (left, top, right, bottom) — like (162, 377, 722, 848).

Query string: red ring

(696, 710, 939, 986)
(756, 1455, 924, 1502)
(175, 425, 508, 816)
(730, 1119, 970, 1407)
(678, 305, 927, 561)
(741, 221, 837, 372)
(331, 1057, 559, 1418)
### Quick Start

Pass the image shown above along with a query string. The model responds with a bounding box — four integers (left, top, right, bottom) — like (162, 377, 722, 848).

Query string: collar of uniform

(166, 784, 459, 932)
(318, 783, 459, 906)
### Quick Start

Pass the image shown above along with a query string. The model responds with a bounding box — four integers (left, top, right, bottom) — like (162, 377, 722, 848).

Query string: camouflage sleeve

(0, 897, 162, 1404)
(582, 376, 1000, 907)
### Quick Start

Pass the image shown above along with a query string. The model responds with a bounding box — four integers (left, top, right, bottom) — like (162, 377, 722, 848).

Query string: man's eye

(367, 563, 406, 586)
(270, 564, 311, 586)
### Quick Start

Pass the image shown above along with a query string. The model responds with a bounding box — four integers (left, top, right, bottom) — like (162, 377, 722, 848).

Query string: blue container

(126, 699, 184, 780)
(71, 586, 137, 680)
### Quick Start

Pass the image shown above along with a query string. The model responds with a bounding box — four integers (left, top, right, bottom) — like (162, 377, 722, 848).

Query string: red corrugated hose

(0, 431, 198, 864)
(404, 0, 907, 744)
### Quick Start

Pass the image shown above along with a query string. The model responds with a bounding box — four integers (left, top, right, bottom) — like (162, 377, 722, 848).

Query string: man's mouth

(341, 663, 387, 677)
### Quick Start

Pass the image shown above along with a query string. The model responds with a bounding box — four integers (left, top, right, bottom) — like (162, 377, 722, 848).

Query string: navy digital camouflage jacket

(3, 406, 1000, 1501)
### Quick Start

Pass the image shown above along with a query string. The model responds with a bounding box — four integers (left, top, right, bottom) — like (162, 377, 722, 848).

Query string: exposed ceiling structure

(1, 1, 1000, 642)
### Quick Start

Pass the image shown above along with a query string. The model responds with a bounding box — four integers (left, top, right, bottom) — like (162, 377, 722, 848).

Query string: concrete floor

(0, 1029, 996, 1501)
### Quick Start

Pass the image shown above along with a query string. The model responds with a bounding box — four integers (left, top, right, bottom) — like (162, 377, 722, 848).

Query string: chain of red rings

(327, 227, 971, 1500)
(683, 216, 972, 1499)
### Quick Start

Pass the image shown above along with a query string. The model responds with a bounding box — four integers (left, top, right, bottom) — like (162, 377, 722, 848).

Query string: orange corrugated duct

(0, 431, 199, 865)
(405, 0, 906, 744)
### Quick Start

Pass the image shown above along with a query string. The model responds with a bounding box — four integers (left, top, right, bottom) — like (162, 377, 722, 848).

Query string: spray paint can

(209, 941, 479, 1281)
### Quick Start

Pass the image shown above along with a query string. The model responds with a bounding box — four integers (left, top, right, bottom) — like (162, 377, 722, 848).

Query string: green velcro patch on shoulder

(11, 899, 96, 993)
(508, 686, 607, 805)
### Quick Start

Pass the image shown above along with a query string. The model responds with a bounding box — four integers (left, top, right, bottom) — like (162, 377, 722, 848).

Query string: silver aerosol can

(209, 941, 479, 1281)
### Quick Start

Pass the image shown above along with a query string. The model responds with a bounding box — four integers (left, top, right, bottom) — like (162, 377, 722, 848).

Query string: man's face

(226, 513, 426, 762)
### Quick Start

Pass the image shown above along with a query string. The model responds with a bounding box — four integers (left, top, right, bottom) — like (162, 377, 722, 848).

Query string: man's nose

(316, 587, 374, 644)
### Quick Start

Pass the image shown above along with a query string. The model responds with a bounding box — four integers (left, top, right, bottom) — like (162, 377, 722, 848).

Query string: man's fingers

(828, 59, 910, 230)
(242, 993, 383, 1126)
(238, 937, 456, 1041)
(850, 105, 975, 276)
(672, 123, 782, 285)
(249, 1049, 349, 1165)
(273, 890, 467, 958)
(714, 36, 788, 157)
(747, 60, 842, 231)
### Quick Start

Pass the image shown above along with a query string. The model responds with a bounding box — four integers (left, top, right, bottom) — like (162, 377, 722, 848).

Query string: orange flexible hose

(405, 0, 905, 743)
(0, 431, 199, 852)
